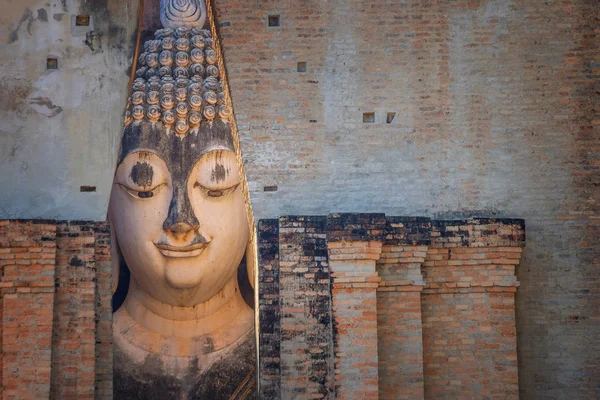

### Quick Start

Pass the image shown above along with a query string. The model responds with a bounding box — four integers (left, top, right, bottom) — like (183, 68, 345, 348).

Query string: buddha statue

(108, 1, 256, 398)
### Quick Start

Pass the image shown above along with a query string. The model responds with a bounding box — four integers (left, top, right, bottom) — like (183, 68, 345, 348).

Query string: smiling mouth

(154, 242, 209, 258)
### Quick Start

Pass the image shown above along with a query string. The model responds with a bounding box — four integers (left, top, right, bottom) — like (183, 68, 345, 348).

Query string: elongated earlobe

(110, 219, 120, 295)
(246, 238, 256, 290)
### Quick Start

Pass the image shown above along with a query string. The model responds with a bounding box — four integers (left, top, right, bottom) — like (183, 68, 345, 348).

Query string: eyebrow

(118, 120, 236, 168)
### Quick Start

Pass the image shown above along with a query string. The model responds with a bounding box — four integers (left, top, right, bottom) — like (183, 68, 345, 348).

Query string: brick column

(50, 222, 97, 399)
(279, 216, 335, 399)
(376, 217, 430, 400)
(327, 213, 386, 400)
(93, 222, 113, 399)
(0, 220, 57, 400)
(257, 219, 281, 400)
(422, 219, 525, 399)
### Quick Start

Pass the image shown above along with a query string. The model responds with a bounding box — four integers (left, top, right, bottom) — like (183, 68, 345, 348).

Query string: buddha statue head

(109, 2, 256, 397)
(110, 24, 252, 308)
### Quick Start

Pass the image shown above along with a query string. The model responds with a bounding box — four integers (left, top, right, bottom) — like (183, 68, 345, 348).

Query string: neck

(124, 276, 252, 339)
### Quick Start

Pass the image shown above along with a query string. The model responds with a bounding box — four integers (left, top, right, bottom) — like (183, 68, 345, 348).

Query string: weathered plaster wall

(214, 0, 599, 398)
(0, 0, 139, 220)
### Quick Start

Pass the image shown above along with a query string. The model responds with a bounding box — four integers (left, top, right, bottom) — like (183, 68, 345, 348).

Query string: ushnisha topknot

(123, 26, 230, 136)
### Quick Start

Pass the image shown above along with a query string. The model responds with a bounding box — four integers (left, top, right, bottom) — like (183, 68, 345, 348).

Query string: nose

(164, 221, 199, 235)
(165, 222, 200, 234)
(163, 183, 200, 235)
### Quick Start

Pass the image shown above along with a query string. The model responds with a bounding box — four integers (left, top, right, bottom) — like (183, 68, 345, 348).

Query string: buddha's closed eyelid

(194, 182, 239, 198)
(117, 182, 167, 200)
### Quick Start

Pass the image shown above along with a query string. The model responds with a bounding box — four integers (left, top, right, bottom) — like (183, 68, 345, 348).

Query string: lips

(154, 241, 209, 258)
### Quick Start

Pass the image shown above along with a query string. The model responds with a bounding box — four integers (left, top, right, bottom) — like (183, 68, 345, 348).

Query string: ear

(110, 218, 121, 295)
(245, 235, 256, 290)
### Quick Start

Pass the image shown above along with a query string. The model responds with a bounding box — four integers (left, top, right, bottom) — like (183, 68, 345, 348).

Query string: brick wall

(421, 220, 525, 399)
(422, 292, 518, 399)
(214, 1, 600, 397)
(256, 213, 525, 399)
(0, 220, 56, 400)
(0, 220, 111, 400)
(377, 290, 423, 399)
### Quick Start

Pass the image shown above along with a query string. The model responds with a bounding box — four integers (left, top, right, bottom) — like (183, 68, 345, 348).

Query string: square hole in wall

(80, 186, 96, 192)
(46, 57, 58, 70)
(363, 112, 375, 123)
(263, 185, 278, 192)
(386, 112, 396, 123)
(75, 14, 90, 26)
(268, 15, 280, 27)
(297, 62, 307, 72)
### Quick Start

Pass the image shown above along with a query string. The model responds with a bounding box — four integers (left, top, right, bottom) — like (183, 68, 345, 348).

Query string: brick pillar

(50, 222, 97, 399)
(327, 213, 385, 400)
(279, 216, 335, 399)
(422, 219, 525, 399)
(0, 220, 57, 400)
(257, 219, 281, 400)
(94, 222, 113, 399)
(376, 216, 430, 400)
(377, 245, 427, 400)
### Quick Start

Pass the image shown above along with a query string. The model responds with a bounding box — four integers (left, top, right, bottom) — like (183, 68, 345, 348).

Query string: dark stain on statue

(211, 163, 227, 183)
(131, 162, 154, 188)
(114, 331, 257, 399)
(203, 336, 215, 354)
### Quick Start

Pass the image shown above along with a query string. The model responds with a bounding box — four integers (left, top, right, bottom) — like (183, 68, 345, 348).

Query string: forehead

(118, 120, 235, 174)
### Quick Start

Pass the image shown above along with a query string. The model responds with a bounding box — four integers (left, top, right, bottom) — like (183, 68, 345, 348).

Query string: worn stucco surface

(0, 0, 139, 220)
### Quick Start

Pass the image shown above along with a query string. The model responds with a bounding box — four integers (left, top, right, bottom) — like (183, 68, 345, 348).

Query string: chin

(164, 262, 204, 291)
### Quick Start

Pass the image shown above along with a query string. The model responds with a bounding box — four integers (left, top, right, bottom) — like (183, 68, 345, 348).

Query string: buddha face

(108, 122, 249, 307)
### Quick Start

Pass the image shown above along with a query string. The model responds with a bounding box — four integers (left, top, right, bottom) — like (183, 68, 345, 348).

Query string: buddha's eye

(194, 183, 239, 198)
(118, 183, 165, 200)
